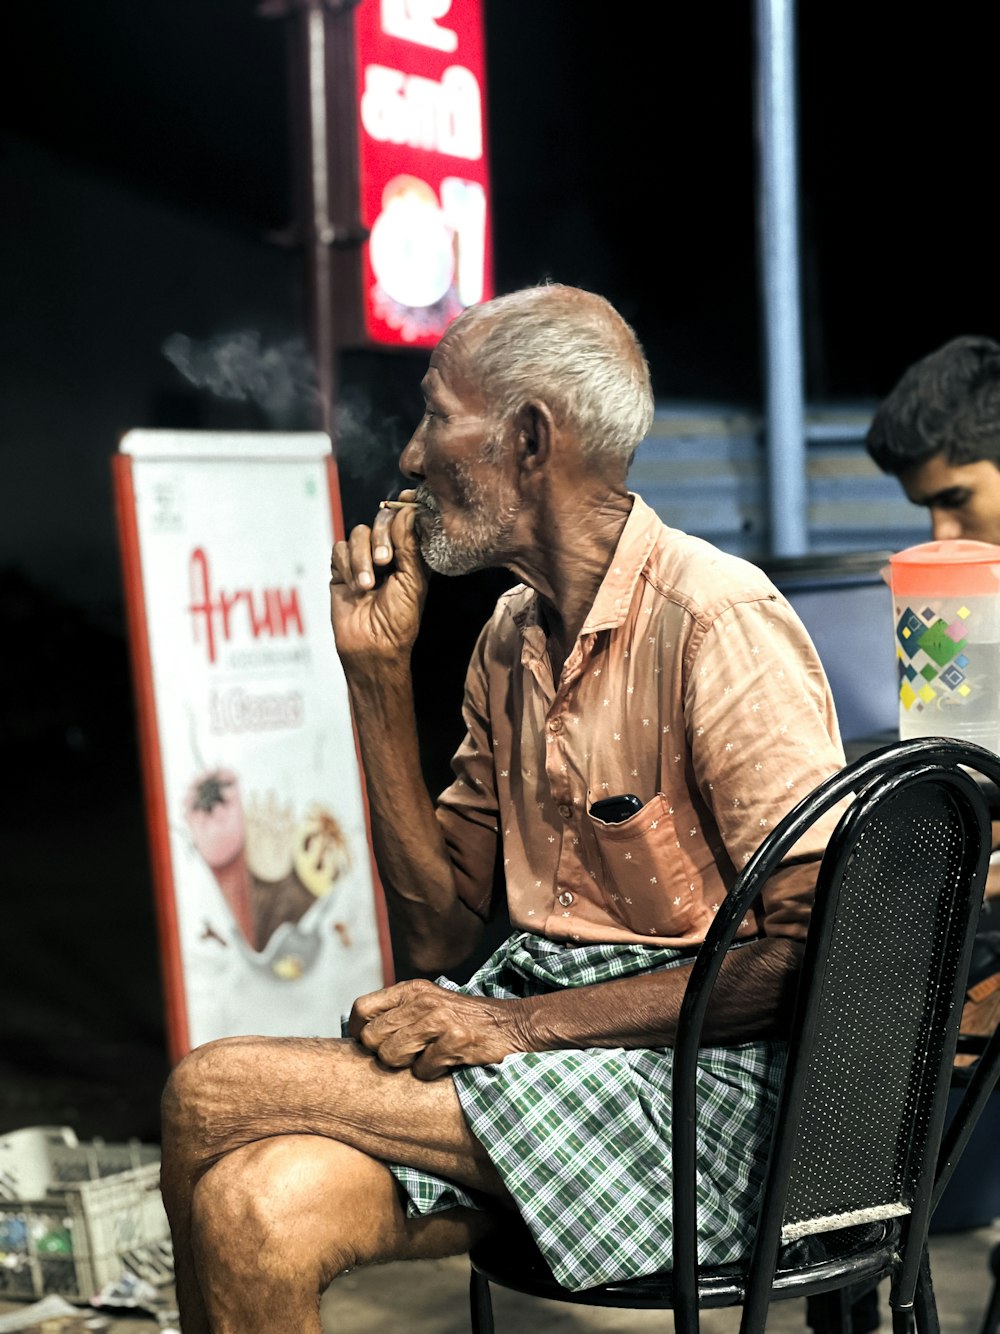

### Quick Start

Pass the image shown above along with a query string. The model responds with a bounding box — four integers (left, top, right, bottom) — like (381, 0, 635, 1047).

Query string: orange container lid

(886, 539, 1000, 598)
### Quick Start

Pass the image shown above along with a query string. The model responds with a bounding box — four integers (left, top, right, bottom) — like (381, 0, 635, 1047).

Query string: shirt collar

(579, 493, 659, 634)
(511, 493, 661, 653)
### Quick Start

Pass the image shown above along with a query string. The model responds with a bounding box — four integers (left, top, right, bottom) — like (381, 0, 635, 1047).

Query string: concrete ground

(2, 1222, 998, 1332)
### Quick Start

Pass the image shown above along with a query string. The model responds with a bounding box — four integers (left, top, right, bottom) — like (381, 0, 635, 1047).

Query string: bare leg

(160, 1034, 511, 1333)
(191, 1135, 496, 1333)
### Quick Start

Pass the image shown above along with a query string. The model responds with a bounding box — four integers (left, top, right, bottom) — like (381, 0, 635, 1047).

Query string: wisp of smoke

(163, 330, 407, 491)
(162, 331, 319, 426)
(333, 388, 410, 488)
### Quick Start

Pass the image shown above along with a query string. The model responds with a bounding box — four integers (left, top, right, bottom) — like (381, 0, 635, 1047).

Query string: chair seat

(470, 1217, 901, 1311)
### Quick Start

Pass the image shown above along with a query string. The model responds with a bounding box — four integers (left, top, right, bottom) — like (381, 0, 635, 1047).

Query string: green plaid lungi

(388, 930, 785, 1292)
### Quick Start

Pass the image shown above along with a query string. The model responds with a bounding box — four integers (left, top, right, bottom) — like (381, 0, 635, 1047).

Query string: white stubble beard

(414, 465, 518, 576)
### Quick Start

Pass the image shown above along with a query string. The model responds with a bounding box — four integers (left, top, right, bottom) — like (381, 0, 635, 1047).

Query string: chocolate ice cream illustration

(244, 788, 313, 950)
(294, 804, 352, 897)
(243, 794, 353, 956)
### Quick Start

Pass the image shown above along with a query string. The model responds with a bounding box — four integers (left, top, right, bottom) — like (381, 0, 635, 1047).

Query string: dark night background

(0, 2, 997, 1141)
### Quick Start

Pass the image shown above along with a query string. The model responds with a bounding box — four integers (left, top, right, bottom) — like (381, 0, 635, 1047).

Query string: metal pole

(297, 0, 337, 440)
(259, 0, 368, 448)
(754, 0, 808, 556)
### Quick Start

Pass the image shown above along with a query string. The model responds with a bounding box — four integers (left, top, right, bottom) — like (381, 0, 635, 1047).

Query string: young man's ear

(514, 401, 555, 472)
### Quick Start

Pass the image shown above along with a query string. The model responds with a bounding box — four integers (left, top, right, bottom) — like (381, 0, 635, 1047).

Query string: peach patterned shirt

(435, 495, 846, 948)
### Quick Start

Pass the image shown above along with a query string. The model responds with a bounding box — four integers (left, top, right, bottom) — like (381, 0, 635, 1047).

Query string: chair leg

(807, 1282, 880, 1334)
(889, 1242, 938, 1334)
(469, 1267, 495, 1334)
(913, 1243, 940, 1334)
(848, 1282, 882, 1333)
(978, 1241, 1000, 1334)
(805, 1289, 852, 1334)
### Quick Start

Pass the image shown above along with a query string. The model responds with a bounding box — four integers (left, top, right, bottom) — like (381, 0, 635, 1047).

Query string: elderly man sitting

(160, 283, 845, 1333)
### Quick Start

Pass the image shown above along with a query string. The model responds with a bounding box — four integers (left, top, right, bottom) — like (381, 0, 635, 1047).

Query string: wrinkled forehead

(422, 321, 494, 409)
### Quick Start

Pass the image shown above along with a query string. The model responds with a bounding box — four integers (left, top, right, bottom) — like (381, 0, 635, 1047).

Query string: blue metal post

(755, 0, 808, 556)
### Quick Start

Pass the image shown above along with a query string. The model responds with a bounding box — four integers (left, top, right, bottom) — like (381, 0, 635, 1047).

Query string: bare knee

(161, 1036, 276, 1162)
(193, 1137, 363, 1286)
(193, 1138, 308, 1247)
(189, 1138, 348, 1328)
(162, 1035, 260, 1112)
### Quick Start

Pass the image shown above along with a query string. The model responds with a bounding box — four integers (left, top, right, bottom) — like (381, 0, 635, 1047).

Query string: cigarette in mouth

(378, 500, 418, 510)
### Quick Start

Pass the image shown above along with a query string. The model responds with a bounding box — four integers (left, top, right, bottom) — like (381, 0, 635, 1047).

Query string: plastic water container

(884, 539, 1000, 754)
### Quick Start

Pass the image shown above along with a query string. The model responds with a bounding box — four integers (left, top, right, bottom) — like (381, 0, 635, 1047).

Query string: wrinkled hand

(348, 979, 528, 1080)
(329, 489, 429, 664)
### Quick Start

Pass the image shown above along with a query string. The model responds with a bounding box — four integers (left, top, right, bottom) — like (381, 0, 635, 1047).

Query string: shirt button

(557, 804, 572, 819)
(548, 717, 563, 734)
(558, 890, 574, 907)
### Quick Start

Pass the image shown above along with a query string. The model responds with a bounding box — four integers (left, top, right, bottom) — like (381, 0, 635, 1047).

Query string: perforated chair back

(783, 772, 982, 1235)
(672, 746, 993, 1333)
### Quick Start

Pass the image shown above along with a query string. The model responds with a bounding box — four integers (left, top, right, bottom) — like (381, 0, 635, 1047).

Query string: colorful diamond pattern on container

(918, 619, 968, 667)
(896, 603, 970, 712)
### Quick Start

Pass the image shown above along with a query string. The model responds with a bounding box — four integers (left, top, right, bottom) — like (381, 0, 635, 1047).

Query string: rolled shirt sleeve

(684, 595, 846, 940)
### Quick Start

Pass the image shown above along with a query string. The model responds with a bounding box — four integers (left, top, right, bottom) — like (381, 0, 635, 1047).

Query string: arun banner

(114, 430, 391, 1062)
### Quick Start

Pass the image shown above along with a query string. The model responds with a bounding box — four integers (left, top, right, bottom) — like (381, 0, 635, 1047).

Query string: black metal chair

(981, 1244, 1000, 1334)
(469, 738, 1000, 1334)
(958, 1023, 1000, 1334)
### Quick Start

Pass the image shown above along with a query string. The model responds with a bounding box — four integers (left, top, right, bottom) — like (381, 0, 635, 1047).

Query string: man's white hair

(449, 284, 655, 465)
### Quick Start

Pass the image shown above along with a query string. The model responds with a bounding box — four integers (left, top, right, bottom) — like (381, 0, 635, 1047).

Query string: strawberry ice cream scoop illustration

(185, 769, 256, 948)
(185, 769, 244, 865)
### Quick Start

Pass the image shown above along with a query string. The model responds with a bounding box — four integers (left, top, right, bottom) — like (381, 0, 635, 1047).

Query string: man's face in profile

(900, 454, 1000, 544)
(401, 323, 519, 576)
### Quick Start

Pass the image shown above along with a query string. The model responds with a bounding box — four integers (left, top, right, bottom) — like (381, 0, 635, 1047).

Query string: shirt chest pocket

(586, 791, 713, 940)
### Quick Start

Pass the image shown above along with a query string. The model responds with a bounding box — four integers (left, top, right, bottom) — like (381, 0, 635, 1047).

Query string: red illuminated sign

(353, 0, 493, 348)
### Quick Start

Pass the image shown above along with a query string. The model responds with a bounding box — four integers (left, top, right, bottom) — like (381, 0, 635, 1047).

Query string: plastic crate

(0, 1126, 173, 1304)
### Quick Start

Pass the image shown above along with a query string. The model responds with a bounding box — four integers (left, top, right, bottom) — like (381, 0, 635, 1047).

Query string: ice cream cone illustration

(185, 769, 256, 949)
(245, 790, 295, 884)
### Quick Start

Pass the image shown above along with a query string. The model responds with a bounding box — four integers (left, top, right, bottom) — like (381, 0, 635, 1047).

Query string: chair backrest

(777, 767, 986, 1245)
(670, 739, 995, 1333)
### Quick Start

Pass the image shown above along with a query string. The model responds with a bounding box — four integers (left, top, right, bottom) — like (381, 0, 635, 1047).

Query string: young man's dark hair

(866, 335, 1000, 476)
(865, 336, 1000, 544)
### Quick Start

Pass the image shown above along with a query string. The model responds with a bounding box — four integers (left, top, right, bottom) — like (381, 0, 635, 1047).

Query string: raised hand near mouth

(328, 488, 429, 664)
